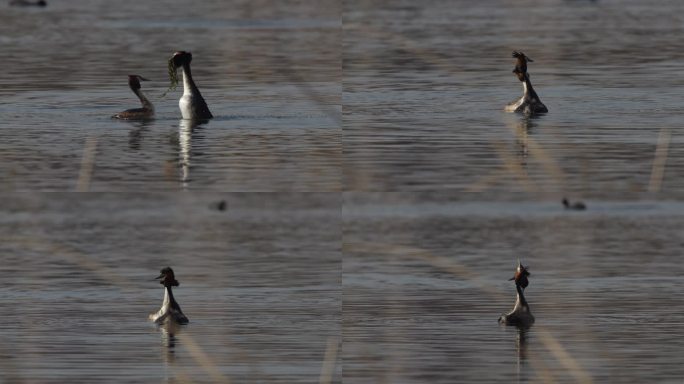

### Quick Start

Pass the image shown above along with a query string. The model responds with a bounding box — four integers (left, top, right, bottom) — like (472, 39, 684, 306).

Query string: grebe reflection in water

(499, 260, 535, 327)
(149, 267, 189, 325)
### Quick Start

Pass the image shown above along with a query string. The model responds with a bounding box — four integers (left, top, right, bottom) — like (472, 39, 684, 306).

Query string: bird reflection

(128, 120, 152, 150)
(177, 118, 209, 188)
(514, 116, 534, 166)
(515, 326, 529, 382)
(157, 320, 181, 382)
(504, 114, 544, 169)
(159, 321, 179, 356)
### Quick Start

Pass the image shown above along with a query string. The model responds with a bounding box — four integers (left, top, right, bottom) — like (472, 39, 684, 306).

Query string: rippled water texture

(343, 195, 684, 383)
(0, 0, 340, 191)
(0, 194, 341, 383)
(344, 0, 684, 195)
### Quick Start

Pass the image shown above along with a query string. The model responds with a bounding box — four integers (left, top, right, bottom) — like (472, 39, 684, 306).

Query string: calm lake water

(0, 0, 340, 191)
(5, 0, 684, 383)
(343, 195, 684, 383)
(0, 193, 341, 383)
(344, 0, 684, 195)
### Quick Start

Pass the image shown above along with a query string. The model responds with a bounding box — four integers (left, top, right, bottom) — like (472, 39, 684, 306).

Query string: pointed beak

(508, 276, 515, 281)
(153, 273, 164, 280)
(139, 76, 150, 81)
(527, 57, 533, 62)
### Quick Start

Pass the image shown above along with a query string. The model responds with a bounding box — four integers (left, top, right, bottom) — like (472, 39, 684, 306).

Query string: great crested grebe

(505, 51, 548, 115)
(169, 51, 213, 120)
(499, 260, 535, 326)
(149, 267, 189, 325)
(112, 75, 154, 120)
(562, 198, 586, 210)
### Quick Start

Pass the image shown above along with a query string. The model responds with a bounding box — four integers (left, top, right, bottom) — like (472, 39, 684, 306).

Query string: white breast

(179, 94, 194, 120)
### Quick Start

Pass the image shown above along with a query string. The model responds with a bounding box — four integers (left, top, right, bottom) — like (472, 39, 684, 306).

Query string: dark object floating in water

(499, 260, 535, 327)
(208, 200, 227, 211)
(562, 198, 586, 210)
(10, 0, 46, 6)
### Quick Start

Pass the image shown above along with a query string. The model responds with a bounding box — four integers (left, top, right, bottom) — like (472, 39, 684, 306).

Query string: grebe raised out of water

(505, 51, 548, 115)
(149, 267, 189, 325)
(170, 51, 213, 120)
(112, 75, 154, 120)
(499, 260, 535, 326)
(562, 198, 586, 210)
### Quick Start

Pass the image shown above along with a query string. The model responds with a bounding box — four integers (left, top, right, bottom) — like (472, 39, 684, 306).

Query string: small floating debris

(9, 0, 46, 6)
(209, 200, 227, 211)
(562, 198, 586, 210)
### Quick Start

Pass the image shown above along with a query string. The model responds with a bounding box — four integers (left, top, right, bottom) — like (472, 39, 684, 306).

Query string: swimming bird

(170, 51, 213, 120)
(149, 267, 189, 325)
(112, 75, 154, 120)
(505, 51, 548, 115)
(499, 260, 535, 326)
(562, 198, 586, 210)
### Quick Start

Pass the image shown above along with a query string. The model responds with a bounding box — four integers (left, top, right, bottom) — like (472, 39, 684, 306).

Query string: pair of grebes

(151, 263, 540, 327)
(120, 50, 546, 121)
(153, 261, 532, 327)
(113, 51, 213, 121)
(141, 52, 555, 327)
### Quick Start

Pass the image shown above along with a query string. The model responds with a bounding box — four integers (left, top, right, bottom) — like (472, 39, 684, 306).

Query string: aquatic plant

(160, 57, 179, 98)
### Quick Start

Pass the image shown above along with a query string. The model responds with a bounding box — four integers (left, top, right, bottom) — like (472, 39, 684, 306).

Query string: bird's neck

(181, 63, 199, 96)
(514, 283, 528, 309)
(522, 74, 539, 101)
(133, 88, 153, 110)
(163, 285, 177, 307)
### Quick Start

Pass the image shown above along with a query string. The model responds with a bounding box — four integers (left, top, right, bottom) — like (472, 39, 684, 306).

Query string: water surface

(0, 0, 340, 191)
(0, 193, 341, 383)
(343, 195, 684, 383)
(344, 0, 684, 195)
